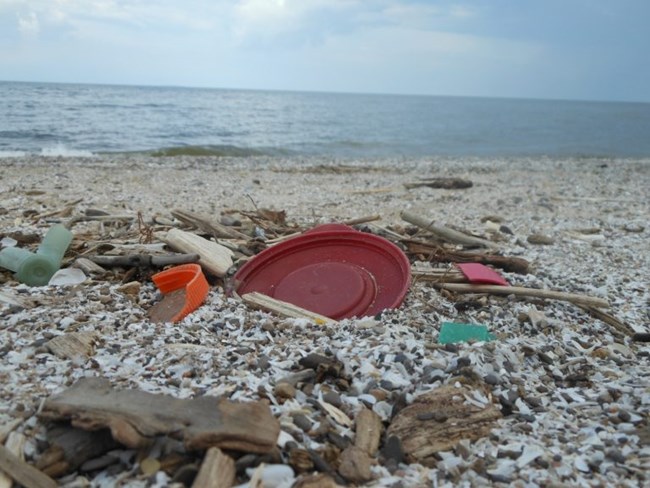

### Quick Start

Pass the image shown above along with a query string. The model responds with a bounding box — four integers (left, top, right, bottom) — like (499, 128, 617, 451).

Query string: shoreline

(1, 155, 649, 486)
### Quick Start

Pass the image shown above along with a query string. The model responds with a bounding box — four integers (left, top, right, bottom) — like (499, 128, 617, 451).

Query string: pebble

(322, 390, 342, 408)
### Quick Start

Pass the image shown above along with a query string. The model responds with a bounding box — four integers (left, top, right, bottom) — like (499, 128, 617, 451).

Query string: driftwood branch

(436, 283, 609, 308)
(242, 292, 336, 324)
(401, 211, 499, 249)
(171, 209, 250, 240)
(89, 253, 200, 268)
(576, 304, 635, 336)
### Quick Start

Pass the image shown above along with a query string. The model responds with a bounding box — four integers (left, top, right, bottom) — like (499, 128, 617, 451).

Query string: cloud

(17, 10, 39, 36)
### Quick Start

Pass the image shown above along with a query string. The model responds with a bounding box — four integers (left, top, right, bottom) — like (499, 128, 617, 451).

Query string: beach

(0, 155, 649, 487)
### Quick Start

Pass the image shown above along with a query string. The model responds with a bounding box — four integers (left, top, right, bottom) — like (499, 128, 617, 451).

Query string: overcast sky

(1, 0, 649, 102)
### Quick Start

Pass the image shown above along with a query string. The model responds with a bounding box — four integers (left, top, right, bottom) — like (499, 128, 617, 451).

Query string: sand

(0, 155, 649, 487)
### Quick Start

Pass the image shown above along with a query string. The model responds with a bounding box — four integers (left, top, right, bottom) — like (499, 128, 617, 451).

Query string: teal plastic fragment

(438, 322, 495, 344)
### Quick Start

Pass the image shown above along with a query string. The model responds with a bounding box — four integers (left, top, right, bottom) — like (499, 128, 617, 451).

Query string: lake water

(1, 80, 649, 158)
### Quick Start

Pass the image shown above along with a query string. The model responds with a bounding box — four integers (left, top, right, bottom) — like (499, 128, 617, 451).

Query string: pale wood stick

(0, 444, 58, 488)
(0, 432, 27, 488)
(242, 292, 336, 324)
(0, 420, 23, 445)
(436, 283, 610, 308)
(191, 447, 235, 488)
(159, 228, 233, 277)
(401, 211, 500, 249)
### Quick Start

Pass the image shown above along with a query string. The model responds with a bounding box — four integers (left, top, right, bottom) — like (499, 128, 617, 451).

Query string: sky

(1, 0, 649, 102)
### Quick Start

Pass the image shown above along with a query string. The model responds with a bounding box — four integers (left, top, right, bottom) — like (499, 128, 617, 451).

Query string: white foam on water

(0, 150, 27, 158)
(40, 143, 95, 157)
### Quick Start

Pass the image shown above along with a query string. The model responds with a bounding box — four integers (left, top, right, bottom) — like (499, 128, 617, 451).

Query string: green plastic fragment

(438, 322, 495, 344)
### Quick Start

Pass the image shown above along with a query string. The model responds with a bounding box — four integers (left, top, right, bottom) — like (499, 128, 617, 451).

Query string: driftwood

(242, 292, 336, 324)
(403, 240, 530, 274)
(436, 283, 610, 308)
(40, 377, 280, 453)
(89, 253, 200, 268)
(0, 444, 57, 488)
(171, 209, 250, 240)
(401, 211, 499, 250)
(387, 385, 501, 466)
(192, 447, 235, 488)
(159, 228, 233, 277)
(404, 178, 473, 190)
(0, 420, 22, 444)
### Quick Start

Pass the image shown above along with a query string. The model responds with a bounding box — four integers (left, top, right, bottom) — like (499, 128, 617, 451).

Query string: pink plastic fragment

(455, 263, 509, 286)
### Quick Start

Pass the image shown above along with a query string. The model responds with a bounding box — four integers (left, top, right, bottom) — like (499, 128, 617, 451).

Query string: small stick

(343, 215, 382, 226)
(242, 292, 336, 324)
(89, 253, 200, 268)
(435, 283, 610, 308)
(401, 211, 500, 249)
(171, 209, 250, 240)
(576, 304, 635, 336)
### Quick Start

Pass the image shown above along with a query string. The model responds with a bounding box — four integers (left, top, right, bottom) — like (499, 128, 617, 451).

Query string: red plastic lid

(235, 224, 411, 320)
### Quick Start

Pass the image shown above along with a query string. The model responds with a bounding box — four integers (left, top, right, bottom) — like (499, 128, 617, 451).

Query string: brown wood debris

(387, 385, 502, 466)
(39, 377, 280, 454)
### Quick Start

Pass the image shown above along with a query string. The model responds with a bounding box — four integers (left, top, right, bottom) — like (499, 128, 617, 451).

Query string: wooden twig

(404, 178, 473, 190)
(401, 211, 499, 249)
(88, 253, 200, 268)
(171, 209, 250, 240)
(343, 215, 382, 226)
(435, 283, 610, 308)
(0, 444, 57, 488)
(411, 267, 466, 283)
(192, 447, 235, 488)
(241, 292, 336, 324)
(576, 304, 635, 336)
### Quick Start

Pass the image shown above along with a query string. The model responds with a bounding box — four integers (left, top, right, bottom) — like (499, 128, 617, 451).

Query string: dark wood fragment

(404, 178, 473, 190)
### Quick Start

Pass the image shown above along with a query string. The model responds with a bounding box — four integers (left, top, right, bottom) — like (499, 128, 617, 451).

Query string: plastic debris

(438, 322, 495, 344)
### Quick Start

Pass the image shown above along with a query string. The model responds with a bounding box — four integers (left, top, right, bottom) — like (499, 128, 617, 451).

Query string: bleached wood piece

(0, 432, 26, 488)
(160, 228, 233, 277)
(191, 447, 235, 488)
(0, 420, 22, 445)
(0, 445, 57, 488)
(411, 267, 466, 283)
(242, 292, 335, 324)
(354, 409, 382, 456)
(401, 211, 499, 249)
(72, 257, 107, 275)
(46, 332, 98, 360)
(436, 283, 610, 308)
